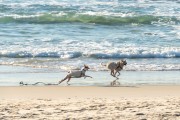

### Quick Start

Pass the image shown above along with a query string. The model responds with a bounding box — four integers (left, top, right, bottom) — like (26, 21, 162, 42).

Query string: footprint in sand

(136, 113, 145, 116)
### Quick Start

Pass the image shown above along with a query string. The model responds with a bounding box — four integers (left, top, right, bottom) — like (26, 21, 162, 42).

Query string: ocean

(0, 0, 179, 86)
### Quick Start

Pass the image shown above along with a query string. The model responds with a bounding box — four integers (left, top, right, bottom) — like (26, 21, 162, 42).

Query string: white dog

(59, 65, 92, 85)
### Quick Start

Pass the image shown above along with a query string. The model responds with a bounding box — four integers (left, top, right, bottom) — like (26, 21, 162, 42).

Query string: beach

(0, 0, 180, 119)
(1, 86, 180, 120)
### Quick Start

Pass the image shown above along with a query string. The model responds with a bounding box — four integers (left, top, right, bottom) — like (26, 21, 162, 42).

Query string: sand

(0, 86, 180, 120)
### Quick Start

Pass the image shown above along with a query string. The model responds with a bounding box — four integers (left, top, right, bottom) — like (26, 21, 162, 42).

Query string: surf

(0, 13, 179, 25)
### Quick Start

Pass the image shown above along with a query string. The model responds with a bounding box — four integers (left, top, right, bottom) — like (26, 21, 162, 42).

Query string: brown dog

(101, 60, 127, 86)
(101, 60, 127, 78)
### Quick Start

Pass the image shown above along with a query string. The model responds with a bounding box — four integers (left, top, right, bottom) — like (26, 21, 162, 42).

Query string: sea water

(0, 0, 179, 86)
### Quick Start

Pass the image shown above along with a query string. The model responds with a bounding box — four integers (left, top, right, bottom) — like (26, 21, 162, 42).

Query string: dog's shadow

(110, 79, 120, 86)
(104, 79, 137, 88)
(106, 84, 137, 88)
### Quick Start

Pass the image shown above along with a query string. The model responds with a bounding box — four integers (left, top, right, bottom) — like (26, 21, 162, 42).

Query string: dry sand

(0, 86, 180, 120)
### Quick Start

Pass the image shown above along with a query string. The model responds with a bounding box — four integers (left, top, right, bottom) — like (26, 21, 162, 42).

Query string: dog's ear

(122, 59, 126, 62)
(119, 60, 123, 63)
(84, 64, 89, 68)
(84, 65, 90, 69)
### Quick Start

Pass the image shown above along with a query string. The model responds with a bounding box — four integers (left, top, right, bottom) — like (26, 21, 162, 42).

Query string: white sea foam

(1, 58, 179, 71)
(79, 11, 135, 17)
(0, 46, 179, 59)
(1, 45, 179, 71)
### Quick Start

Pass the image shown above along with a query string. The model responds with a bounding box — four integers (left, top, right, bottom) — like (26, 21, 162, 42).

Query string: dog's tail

(100, 62, 106, 67)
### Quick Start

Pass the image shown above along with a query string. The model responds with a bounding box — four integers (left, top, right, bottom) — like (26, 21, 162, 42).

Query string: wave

(0, 50, 179, 71)
(0, 49, 180, 58)
(0, 51, 82, 59)
(1, 61, 180, 71)
(89, 52, 180, 59)
(0, 13, 179, 25)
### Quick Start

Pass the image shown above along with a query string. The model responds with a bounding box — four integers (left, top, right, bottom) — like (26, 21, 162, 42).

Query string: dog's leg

(114, 71, 120, 77)
(66, 77, 71, 85)
(110, 70, 115, 77)
(113, 72, 121, 85)
(84, 75, 93, 78)
(117, 71, 120, 76)
(59, 79, 66, 84)
(114, 70, 120, 79)
(59, 75, 69, 84)
(114, 71, 119, 78)
(111, 70, 119, 79)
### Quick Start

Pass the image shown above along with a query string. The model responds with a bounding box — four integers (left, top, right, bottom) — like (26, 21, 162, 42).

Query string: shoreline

(1, 68, 180, 86)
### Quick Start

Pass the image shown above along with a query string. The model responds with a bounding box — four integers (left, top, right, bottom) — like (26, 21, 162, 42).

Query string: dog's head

(117, 60, 127, 66)
(122, 60, 127, 65)
(84, 64, 90, 70)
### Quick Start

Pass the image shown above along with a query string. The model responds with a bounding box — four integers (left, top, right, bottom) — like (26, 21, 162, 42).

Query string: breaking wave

(0, 49, 179, 59)
(0, 13, 179, 25)
(0, 51, 82, 59)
